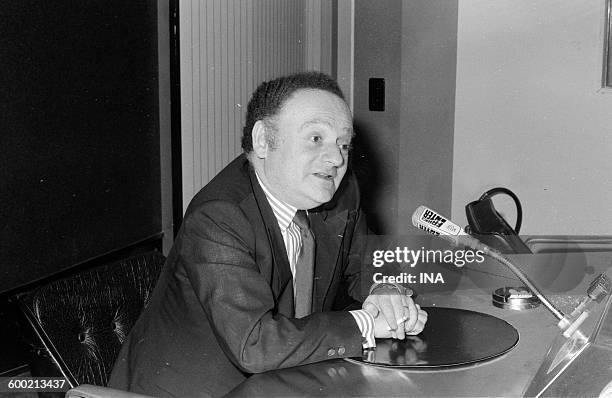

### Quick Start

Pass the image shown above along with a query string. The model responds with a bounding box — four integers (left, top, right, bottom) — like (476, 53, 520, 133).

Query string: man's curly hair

(241, 71, 345, 153)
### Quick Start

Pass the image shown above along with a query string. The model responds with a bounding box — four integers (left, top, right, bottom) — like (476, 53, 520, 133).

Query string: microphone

(411, 205, 489, 253)
(413, 205, 612, 338)
(412, 205, 568, 324)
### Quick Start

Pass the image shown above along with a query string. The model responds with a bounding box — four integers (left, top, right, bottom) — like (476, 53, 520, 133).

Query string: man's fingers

(363, 301, 380, 318)
(393, 295, 406, 339)
(398, 295, 423, 338)
(402, 300, 419, 332)
(397, 295, 408, 339)
(407, 321, 425, 335)
(379, 296, 398, 330)
(378, 296, 400, 328)
(382, 295, 407, 339)
(406, 308, 428, 335)
(365, 291, 427, 340)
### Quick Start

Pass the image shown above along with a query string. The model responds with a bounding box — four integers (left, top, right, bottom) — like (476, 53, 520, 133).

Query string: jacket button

(338, 346, 346, 355)
(327, 348, 336, 356)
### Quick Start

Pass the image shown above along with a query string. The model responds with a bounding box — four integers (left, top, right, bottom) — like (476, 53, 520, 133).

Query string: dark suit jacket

(109, 155, 369, 397)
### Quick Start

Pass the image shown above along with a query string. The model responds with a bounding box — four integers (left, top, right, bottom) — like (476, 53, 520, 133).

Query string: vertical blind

(180, 0, 313, 210)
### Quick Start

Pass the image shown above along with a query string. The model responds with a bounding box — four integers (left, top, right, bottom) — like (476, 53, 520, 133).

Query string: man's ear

(251, 120, 268, 159)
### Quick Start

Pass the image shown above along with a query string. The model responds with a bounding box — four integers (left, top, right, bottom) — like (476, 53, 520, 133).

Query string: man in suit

(109, 72, 427, 397)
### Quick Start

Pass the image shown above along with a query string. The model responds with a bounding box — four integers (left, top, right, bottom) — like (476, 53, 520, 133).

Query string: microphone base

(492, 286, 541, 310)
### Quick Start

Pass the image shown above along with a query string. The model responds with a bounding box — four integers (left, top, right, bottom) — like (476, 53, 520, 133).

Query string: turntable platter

(347, 307, 519, 369)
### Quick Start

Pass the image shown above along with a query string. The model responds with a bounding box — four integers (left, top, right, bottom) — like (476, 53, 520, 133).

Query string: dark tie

(293, 210, 315, 318)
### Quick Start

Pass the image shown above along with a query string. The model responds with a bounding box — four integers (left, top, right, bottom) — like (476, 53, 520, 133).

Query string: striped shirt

(255, 172, 375, 348)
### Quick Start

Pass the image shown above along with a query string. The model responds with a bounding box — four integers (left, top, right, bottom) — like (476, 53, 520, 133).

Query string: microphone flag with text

(412, 205, 490, 254)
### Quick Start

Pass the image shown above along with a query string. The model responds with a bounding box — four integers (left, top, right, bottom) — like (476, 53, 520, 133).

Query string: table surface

(228, 252, 612, 397)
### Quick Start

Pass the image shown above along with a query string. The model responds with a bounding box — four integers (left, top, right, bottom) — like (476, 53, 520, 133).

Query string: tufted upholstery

(17, 251, 165, 391)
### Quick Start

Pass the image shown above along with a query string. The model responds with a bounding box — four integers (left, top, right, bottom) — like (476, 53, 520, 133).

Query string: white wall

(452, 0, 612, 235)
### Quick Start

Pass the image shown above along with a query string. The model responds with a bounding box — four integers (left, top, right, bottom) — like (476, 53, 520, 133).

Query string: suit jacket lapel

(247, 164, 294, 316)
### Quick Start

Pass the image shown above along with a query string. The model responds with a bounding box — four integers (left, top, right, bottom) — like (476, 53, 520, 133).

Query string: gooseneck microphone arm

(412, 205, 567, 323)
(479, 246, 565, 321)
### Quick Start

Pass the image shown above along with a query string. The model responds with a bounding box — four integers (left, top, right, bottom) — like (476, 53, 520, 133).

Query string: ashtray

(492, 286, 540, 310)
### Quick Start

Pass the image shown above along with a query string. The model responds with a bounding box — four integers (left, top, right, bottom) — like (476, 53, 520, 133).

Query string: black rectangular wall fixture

(368, 78, 386, 111)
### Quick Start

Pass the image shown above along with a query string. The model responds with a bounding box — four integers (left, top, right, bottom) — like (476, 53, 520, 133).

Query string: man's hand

(363, 286, 428, 339)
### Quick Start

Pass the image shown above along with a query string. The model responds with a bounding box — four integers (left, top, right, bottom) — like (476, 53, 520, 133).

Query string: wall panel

(351, 0, 457, 235)
(180, 0, 310, 211)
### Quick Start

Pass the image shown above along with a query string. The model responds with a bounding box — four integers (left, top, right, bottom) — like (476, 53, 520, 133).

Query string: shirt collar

(255, 171, 297, 231)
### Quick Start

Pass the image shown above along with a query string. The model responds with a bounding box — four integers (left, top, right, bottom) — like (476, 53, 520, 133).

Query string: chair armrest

(65, 384, 154, 398)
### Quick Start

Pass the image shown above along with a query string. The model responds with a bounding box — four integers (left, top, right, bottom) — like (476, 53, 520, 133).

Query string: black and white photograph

(2, 1, 612, 397)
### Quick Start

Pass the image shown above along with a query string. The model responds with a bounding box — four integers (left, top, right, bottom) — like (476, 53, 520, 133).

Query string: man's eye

(339, 143, 352, 151)
(310, 135, 322, 143)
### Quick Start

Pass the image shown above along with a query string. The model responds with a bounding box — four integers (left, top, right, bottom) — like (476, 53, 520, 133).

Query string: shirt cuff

(349, 309, 376, 349)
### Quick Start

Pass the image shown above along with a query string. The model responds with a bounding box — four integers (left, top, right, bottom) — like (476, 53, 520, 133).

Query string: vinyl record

(347, 307, 518, 368)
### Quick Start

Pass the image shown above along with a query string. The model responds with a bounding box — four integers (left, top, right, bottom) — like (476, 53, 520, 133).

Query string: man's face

(257, 89, 353, 210)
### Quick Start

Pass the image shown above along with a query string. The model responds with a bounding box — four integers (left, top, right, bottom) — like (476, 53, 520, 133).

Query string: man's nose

(323, 143, 345, 167)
